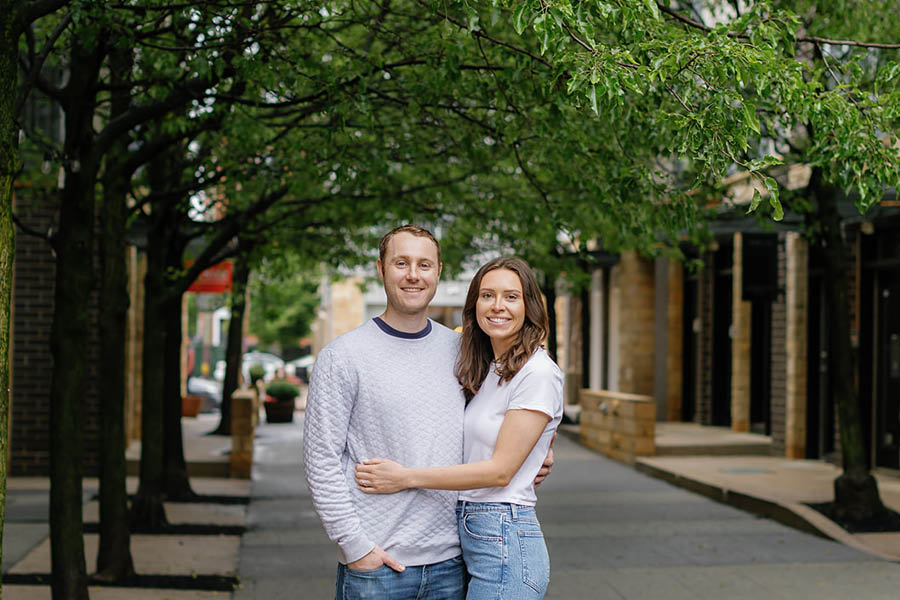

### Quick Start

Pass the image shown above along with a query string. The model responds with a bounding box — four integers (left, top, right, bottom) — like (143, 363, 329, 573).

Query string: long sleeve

(302, 348, 374, 563)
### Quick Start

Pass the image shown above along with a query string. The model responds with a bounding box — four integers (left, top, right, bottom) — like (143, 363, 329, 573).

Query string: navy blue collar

(373, 317, 432, 339)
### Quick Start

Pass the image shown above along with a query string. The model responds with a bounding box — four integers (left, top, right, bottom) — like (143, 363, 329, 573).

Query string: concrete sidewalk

(2, 414, 247, 599)
(7, 411, 900, 598)
(562, 421, 900, 562)
(637, 454, 900, 561)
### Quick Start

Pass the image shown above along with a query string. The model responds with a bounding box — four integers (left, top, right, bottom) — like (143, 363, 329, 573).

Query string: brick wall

(11, 190, 102, 476)
(731, 233, 751, 432)
(784, 233, 808, 458)
(613, 251, 655, 396)
(770, 234, 788, 454)
(666, 261, 684, 422)
(697, 252, 715, 425)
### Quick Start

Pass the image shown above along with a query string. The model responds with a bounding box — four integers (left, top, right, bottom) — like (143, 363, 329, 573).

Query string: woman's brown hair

(455, 256, 549, 402)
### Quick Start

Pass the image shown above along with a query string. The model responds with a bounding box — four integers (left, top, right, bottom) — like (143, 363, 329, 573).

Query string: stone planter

(263, 397, 295, 423)
(182, 394, 204, 418)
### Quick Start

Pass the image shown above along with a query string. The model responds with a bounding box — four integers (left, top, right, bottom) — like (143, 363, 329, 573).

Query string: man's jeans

(336, 555, 466, 599)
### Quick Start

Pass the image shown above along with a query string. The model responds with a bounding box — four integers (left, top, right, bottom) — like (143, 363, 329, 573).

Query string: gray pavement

(243, 414, 900, 599)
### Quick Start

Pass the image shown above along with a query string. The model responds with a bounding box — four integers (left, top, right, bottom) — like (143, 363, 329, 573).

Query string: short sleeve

(507, 353, 563, 419)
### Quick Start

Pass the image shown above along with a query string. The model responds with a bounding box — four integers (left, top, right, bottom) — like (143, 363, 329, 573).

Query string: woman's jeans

(457, 501, 550, 599)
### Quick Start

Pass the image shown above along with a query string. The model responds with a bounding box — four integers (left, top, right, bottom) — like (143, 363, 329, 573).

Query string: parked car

(286, 354, 315, 383)
(241, 351, 285, 383)
(186, 376, 223, 413)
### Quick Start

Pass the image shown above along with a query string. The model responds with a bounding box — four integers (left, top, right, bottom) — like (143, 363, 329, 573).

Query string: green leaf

(742, 102, 760, 134)
(765, 177, 783, 221)
(747, 188, 762, 214)
(514, 3, 529, 35)
(589, 85, 599, 115)
(644, 0, 661, 20)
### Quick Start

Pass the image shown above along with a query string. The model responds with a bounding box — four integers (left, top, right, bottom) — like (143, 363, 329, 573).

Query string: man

(304, 225, 551, 599)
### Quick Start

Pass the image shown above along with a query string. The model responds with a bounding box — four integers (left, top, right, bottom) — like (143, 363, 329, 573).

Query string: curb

(634, 458, 900, 563)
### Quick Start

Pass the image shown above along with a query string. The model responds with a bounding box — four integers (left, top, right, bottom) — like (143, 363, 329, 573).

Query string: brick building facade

(10, 190, 103, 476)
(567, 204, 900, 471)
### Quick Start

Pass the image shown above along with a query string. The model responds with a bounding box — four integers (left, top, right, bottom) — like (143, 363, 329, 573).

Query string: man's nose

(405, 266, 420, 280)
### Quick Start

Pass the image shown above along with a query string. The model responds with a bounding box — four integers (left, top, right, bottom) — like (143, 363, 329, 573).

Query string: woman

(355, 256, 563, 599)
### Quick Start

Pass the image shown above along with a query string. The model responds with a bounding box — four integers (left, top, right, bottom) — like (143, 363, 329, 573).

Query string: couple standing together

(303, 225, 564, 599)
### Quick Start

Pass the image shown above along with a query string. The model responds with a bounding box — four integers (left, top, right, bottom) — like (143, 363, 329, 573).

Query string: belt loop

(460, 500, 467, 513)
(510, 503, 518, 521)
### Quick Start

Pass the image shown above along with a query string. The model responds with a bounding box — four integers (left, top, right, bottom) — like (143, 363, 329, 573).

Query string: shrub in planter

(248, 363, 266, 385)
(264, 380, 299, 423)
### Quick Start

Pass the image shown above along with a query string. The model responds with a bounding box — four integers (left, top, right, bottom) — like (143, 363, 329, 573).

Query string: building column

(589, 269, 604, 390)
(666, 261, 684, 422)
(732, 233, 752, 432)
(785, 233, 809, 457)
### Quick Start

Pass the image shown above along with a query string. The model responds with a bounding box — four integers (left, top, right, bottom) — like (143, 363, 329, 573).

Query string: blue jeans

(336, 555, 466, 599)
(457, 502, 550, 599)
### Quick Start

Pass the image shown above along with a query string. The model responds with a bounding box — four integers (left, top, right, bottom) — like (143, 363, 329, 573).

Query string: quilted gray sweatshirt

(303, 318, 465, 566)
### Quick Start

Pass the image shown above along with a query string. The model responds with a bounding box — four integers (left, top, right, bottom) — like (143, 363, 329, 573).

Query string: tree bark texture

(811, 167, 885, 522)
(96, 148, 135, 579)
(131, 185, 170, 528)
(48, 162, 93, 600)
(0, 2, 23, 588)
(542, 277, 557, 362)
(48, 28, 108, 600)
(212, 251, 251, 436)
(163, 285, 194, 500)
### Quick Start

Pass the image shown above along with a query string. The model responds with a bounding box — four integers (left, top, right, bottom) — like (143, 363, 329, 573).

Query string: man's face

(377, 232, 442, 317)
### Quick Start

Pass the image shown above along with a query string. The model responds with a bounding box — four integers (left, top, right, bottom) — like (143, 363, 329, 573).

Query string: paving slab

(1, 586, 231, 599)
(9, 534, 239, 576)
(637, 454, 900, 561)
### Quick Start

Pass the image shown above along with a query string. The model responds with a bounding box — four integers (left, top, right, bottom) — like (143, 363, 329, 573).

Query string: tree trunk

(48, 172, 93, 600)
(47, 26, 108, 598)
(541, 275, 558, 362)
(131, 219, 169, 529)
(163, 288, 195, 500)
(0, 0, 23, 582)
(811, 167, 886, 522)
(211, 251, 251, 436)
(94, 41, 135, 581)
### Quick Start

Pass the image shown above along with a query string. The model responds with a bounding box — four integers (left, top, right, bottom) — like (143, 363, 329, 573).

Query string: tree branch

(12, 212, 53, 243)
(21, 0, 70, 23)
(16, 12, 72, 113)
(658, 3, 900, 49)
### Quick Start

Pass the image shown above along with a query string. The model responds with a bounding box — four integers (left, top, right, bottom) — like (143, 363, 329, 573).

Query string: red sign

(188, 261, 233, 293)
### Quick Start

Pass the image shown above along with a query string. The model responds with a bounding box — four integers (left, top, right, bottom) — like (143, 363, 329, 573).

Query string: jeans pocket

(341, 564, 393, 600)
(346, 564, 390, 576)
(517, 523, 550, 594)
(462, 512, 503, 542)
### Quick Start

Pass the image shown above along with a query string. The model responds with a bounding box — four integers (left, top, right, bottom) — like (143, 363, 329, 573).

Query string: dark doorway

(682, 271, 699, 422)
(875, 271, 900, 470)
(750, 299, 772, 434)
(712, 244, 733, 427)
(807, 248, 836, 460)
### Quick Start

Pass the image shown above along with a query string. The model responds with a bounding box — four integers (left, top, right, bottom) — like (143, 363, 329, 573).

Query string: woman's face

(475, 268, 526, 357)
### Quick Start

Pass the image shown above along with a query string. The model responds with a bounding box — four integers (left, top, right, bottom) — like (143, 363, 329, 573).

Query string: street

(236, 416, 900, 599)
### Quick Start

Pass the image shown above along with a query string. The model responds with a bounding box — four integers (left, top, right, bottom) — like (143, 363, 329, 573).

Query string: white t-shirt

(459, 347, 563, 506)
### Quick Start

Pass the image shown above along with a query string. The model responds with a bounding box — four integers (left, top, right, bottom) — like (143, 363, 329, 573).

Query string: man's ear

(376, 259, 385, 282)
(437, 262, 443, 279)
